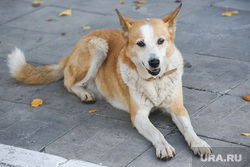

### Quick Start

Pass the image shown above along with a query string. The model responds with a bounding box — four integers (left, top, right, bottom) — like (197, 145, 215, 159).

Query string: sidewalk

(0, 0, 250, 167)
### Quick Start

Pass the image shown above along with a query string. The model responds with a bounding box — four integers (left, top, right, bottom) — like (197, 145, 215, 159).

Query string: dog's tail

(7, 48, 67, 85)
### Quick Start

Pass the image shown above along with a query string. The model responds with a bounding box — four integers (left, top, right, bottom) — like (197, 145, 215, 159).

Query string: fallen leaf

(89, 109, 98, 113)
(82, 26, 91, 30)
(134, 1, 147, 4)
(222, 8, 239, 17)
(8, 54, 13, 58)
(58, 9, 72, 16)
(222, 11, 232, 17)
(46, 18, 53, 21)
(136, 3, 144, 7)
(241, 133, 250, 136)
(231, 11, 239, 15)
(175, 0, 181, 3)
(32, 1, 44, 7)
(118, 1, 125, 4)
(243, 94, 250, 101)
(31, 99, 43, 107)
(61, 32, 66, 36)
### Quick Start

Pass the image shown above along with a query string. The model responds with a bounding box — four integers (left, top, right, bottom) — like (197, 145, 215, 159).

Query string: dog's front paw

(155, 142, 176, 161)
(188, 138, 212, 158)
(80, 90, 96, 103)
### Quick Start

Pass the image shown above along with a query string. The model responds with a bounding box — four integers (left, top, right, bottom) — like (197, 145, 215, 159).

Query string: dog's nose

(148, 59, 160, 68)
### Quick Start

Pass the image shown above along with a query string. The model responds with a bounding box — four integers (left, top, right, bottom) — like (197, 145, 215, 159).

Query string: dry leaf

(61, 32, 66, 36)
(82, 26, 91, 30)
(31, 99, 43, 107)
(58, 9, 72, 16)
(118, 1, 125, 4)
(89, 109, 98, 113)
(222, 11, 232, 16)
(32, 1, 44, 7)
(175, 0, 181, 3)
(136, 3, 144, 7)
(231, 11, 239, 15)
(134, 1, 147, 4)
(241, 133, 250, 136)
(222, 8, 239, 17)
(46, 18, 53, 21)
(8, 54, 13, 58)
(243, 94, 250, 101)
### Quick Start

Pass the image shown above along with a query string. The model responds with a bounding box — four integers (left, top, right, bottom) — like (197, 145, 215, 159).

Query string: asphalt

(0, 0, 250, 167)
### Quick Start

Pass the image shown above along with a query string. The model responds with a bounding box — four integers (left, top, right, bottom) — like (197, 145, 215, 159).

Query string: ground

(0, 0, 249, 167)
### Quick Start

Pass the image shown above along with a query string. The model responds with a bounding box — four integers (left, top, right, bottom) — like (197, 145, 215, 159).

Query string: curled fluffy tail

(7, 48, 64, 85)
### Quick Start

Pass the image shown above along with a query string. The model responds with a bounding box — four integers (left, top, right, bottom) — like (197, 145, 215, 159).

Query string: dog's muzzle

(147, 58, 161, 76)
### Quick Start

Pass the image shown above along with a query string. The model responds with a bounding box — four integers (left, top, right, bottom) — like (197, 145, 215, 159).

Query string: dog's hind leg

(63, 37, 108, 103)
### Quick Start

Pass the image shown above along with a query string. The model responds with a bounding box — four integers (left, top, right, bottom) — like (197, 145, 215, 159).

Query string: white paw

(188, 138, 212, 158)
(155, 142, 176, 161)
(80, 90, 96, 103)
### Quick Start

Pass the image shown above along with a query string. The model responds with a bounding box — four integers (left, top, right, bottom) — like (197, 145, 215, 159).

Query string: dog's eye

(157, 38, 165, 45)
(137, 41, 146, 47)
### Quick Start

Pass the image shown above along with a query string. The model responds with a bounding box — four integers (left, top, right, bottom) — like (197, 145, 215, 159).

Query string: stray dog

(8, 4, 212, 160)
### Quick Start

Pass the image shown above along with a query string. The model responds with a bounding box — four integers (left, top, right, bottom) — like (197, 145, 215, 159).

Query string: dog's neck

(145, 68, 177, 82)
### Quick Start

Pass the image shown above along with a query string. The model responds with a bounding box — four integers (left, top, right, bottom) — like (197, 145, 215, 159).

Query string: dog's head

(116, 4, 182, 78)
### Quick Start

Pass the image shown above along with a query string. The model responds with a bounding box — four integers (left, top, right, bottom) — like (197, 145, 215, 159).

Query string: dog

(7, 4, 212, 160)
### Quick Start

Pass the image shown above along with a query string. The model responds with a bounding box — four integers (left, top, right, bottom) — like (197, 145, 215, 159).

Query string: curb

(0, 144, 106, 167)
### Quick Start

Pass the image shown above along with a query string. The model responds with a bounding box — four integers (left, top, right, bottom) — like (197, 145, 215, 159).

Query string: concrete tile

(0, 119, 48, 145)
(192, 95, 250, 146)
(229, 79, 250, 97)
(182, 54, 250, 93)
(6, 6, 108, 34)
(128, 132, 250, 167)
(59, 159, 105, 167)
(0, 26, 57, 58)
(0, 0, 36, 25)
(45, 116, 157, 164)
(213, 0, 250, 11)
(28, 80, 106, 113)
(14, 122, 72, 151)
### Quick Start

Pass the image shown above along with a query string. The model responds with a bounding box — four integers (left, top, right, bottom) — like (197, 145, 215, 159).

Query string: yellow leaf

(31, 99, 43, 107)
(58, 9, 72, 16)
(136, 3, 144, 7)
(243, 94, 250, 101)
(8, 54, 13, 58)
(89, 109, 98, 113)
(222, 11, 232, 17)
(32, 1, 44, 7)
(118, 1, 125, 4)
(82, 26, 91, 30)
(134, 1, 147, 4)
(231, 11, 239, 15)
(241, 133, 250, 136)
(46, 18, 53, 21)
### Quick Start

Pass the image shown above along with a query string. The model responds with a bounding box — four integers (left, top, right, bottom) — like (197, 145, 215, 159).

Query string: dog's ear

(115, 9, 134, 36)
(162, 4, 182, 38)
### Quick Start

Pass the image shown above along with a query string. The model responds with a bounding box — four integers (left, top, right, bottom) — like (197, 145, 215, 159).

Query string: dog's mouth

(147, 68, 161, 76)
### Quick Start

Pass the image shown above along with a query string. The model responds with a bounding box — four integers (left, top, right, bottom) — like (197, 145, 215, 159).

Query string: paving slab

(229, 79, 250, 97)
(192, 95, 250, 146)
(0, 26, 58, 58)
(182, 53, 250, 93)
(6, 6, 105, 34)
(213, 0, 250, 11)
(127, 133, 250, 167)
(0, 0, 37, 25)
(45, 116, 153, 166)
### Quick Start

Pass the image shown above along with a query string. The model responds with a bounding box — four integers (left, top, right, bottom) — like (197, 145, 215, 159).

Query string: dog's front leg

(167, 104, 212, 158)
(130, 101, 175, 160)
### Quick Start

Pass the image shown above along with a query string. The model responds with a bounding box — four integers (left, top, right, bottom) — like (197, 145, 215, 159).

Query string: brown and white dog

(8, 4, 212, 160)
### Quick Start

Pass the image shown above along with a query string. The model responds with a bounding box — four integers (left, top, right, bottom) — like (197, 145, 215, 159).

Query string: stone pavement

(0, 0, 250, 167)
